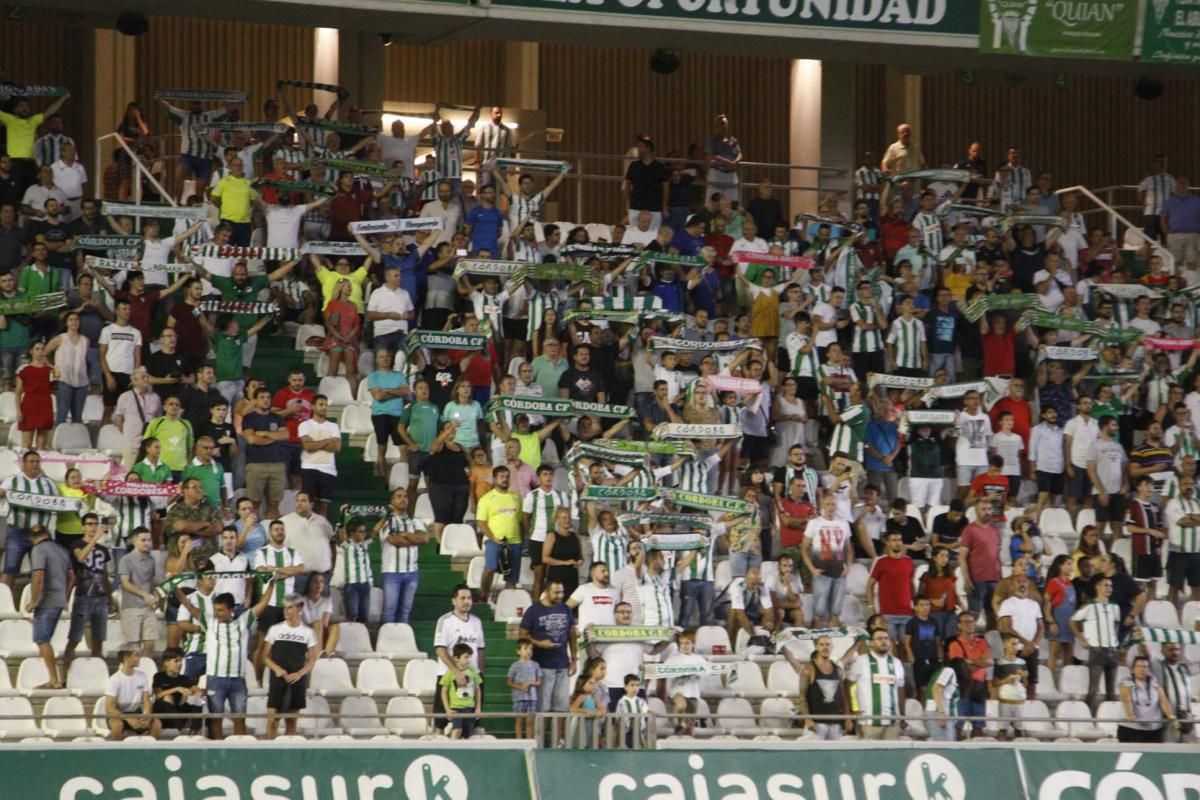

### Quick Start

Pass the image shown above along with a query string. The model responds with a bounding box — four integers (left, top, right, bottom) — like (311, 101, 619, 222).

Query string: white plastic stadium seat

(1039, 508, 1073, 537)
(310, 658, 356, 697)
(40, 696, 88, 739)
(96, 425, 126, 456)
(385, 695, 430, 736)
(374, 623, 426, 660)
(733, 662, 774, 699)
(1037, 666, 1066, 703)
(317, 377, 354, 406)
(1054, 700, 1105, 740)
(52, 423, 92, 452)
(0, 393, 16, 423)
(414, 493, 434, 523)
(845, 562, 869, 597)
(339, 694, 385, 736)
(1020, 700, 1060, 740)
(1058, 665, 1089, 700)
(0, 584, 17, 621)
(757, 697, 797, 734)
(81, 395, 105, 424)
(401, 660, 440, 699)
(715, 697, 758, 737)
(695, 625, 733, 659)
(766, 660, 800, 697)
(294, 323, 325, 352)
(439, 523, 482, 557)
(300, 696, 342, 736)
(0, 697, 39, 739)
(16, 658, 69, 698)
(493, 589, 532, 623)
(340, 403, 373, 436)
(466, 556, 484, 589)
(65, 657, 109, 698)
(387, 462, 409, 491)
(333, 622, 374, 660)
(1143, 599, 1180, 629)
(355, 658, 407, 698)
(1094, 701, 1125, 736)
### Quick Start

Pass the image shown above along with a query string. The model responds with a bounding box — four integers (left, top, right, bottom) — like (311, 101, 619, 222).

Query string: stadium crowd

(0, 82, 1195, 745)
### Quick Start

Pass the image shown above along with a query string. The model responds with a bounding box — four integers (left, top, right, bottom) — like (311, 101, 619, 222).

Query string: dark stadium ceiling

(12, 0, 1200, 78)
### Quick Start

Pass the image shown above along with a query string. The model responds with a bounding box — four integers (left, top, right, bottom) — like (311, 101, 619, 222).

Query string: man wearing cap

(1032, 269, 1063, 312)
(622, 135, 668, 231)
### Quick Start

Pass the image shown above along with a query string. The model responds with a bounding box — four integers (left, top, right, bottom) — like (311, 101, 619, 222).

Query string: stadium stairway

(251, 331, 519, 735)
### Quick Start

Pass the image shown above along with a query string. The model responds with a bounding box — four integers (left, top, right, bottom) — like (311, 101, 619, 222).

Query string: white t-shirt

(803, 517, 852, 566)
(621, 226, 657, 247)
(98, 323, 143, 374)
(766, 571, 805, 599)
(105, 669, 150, 713)
(569, 582, 621, 630)
(140, 236, 178, 287)
(266, 205, 308, 250)
(955, 410, 993, 467)
(297, 418, 341, 476)
(1063, 415, 1099, 469)
(998, 595, 1043, 642)
(377, 132, 422, 178)
(599, 641, 651, 684)
(51, 159, 87, 200)
(663, 652, 707, 699)
(729, 577, 773, 612)
(433, 611, 486, 675)
(812, 301, 839, 348)
(210, 552, 249, 604)
(366, 285, 414, 336)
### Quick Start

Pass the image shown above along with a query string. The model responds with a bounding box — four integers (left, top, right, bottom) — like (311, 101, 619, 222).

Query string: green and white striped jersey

(912, 212, 944, 254)
(339, 540, 373, 585)
(592, 527, 630, 575)
(615, 694, 649, 733)
(638, 571, 673, 627)
(855, 166, 885, 201)
(507, 190, 546, 232)
(887, 316, 926, 369)
(253, 545, 302, 606)
(1166, 495, 1200, 553)
(380, 514, 427, 573)
(829, 403, 868, 462)
(179, 590, 216, 655)
(674, 460, 709, 494)
(817, 363, 857, 412)
(1070, 601, 1120, 648)
(1140, 171, 1175, 215)
(2, 473, 60, 530)
(679, 535, 716, 582)
(849, 302, 883, 353)
(165, 105, 226, 159)
(785, 332, 818, 378)
(804, 282, 832, 305)
(850, 652, 904, 725)
(923, 664, 959, 715)
(432, 130, 469, 179)
(523, 488, 569, 543)
(203, 610, 254, 678)
(112, 496, 153, 550)
(1165, 425, 1199, 460)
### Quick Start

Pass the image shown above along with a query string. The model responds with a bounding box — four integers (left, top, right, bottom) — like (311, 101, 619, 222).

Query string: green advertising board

(3, 744, 531, 800)
(979, 0, 1139, 59)
(1018, 748, 1200, 800)
(534, 747, 1012, 800)
(490, 0, 979, 37)
(1142, 0, 1200, 63)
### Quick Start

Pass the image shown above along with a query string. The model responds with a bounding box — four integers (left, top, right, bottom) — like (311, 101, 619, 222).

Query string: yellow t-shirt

(945, 271, 973, 304)
(316, 265, 369, 313)
(513, 431, 542, 469)
(55, 484, 88, 535)
(211, 175, 254, 223)
(0, 112, 44, 159)
(476, 489, 523, 544)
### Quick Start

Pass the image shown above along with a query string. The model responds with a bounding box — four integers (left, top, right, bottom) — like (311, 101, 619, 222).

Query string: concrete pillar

(86, 29, 137, 193)
(789, 59, 822, 217)
(884, 66, 922, 150)
(313, 28, 340, 115)
(337, 30, 386, 117)
(503, 42, 539, 110)
(820, 62, 856, 213)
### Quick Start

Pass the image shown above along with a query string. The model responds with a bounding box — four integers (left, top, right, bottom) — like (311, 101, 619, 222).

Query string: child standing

(993, 633, 1029, 741)
(569, 674, 603, 747)
(615, 673, 650, 748)
(439, 643, 482, 739)
(904, 596, 942, 697)
(507, 640, 542, 739)
(336, 520, 373, 624)
(989, 411, 1024, 504)
(923, 660, 959, 742)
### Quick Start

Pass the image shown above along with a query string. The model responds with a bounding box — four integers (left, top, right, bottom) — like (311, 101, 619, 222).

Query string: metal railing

(94, 132, 178, 209)
(1057, 184, 1174, 272)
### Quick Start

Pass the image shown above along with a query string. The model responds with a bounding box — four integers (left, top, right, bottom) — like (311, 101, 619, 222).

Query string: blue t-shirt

(367, 369, 408, 417)
(689, 269, 719, 317)
(383, 250, 420, 304)
(467, 205, 505, 255)
(864, 419, 899, 473)
(519, 602, 573, 669)
(650, 277, 685, 313)
(668, 231, 704, 256)
(242, 411, 285, 462)
(927, 307, 958, 355)
(507, 659, 542, 702)
(904, 615, 940, 661)
(442, 401, 483, 448)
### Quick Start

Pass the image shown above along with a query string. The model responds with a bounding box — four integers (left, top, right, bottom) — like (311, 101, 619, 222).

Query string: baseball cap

(1032, 269, 1051, 284)
(685, 214, 703, 228)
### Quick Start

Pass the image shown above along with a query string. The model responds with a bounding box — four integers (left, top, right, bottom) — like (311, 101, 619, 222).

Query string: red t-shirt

(981, 329, 1015, 377)
(1045, 576, 1071, 609)
(272, 387, 314, 442)
(959, 522, 1001, 582)
(116, 288, 162, 343)
(704, 233, 735, 277)
(169, 301, 207, 359)
(779, 496, 814, 549)
(989, 397, 1032, 447)
(869, 555, 915, 615)
(969, 473, 1010, 507)
(329, 185, 372, 240)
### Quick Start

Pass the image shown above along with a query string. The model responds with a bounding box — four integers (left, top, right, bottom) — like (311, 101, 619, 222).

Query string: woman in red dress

(16, 341, 54, 450)
(323, 278, 362, 389)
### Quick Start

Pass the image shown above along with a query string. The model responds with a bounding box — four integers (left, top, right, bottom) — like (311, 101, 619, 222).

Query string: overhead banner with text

(1142, 0, 1200, 63)
(979, 0, 1139, 59)
(493, 0, 979, 37)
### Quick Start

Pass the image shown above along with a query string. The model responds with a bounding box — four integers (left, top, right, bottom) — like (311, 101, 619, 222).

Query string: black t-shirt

(624, 159, 668, 211)
(904, 615, 940, 662)
(152, 671, 197, 706)
(427, 444, 468, 485)
(886, 516, 928, 560)
(199, 420, 236, 471)
(558, 365, 606, 402)
(422, 363, 460, 409)
(181, 384, 223, 432)
(1010, 245, 1046, 293)
(932, 513, 967, 551)
(0, 224, 26, 272)
(27, 218, 72, 270)
(147, 351, 188, 400)
(954, 157, 988, 199)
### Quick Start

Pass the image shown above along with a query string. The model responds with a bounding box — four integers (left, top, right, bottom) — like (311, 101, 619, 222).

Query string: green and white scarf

(636, 252, 705, 270)
(564, 442, 648, 468)
(157, 570, 267, 600)
(642, 662, 735, 680)
(888, 168, 971, 184)
(581, 485, 659, 502)
(297, 118, 377, 137)
(340, 504, 391, 521)
(867, 373, 934, 391)
(659, 487, 751, 514)
(1095, 283, 1163, 300)
(101, 202, 208, 220)
(777, 626, 868, 643)
(652, 423, 741, 440)
(85, 256, 193, 274)
(903, 410, 958, 426)
(404, 331, 486, 354)
(1132, 627, 1200, 646)
(0, 83, 68, 97)
(255, 179, 335, 197)
(201, 121, 290, 134)
(349, 218, 442, 235)
(650, 336, 760, 353)
(0, 293, 67, 316)
(643, 533, 709, 551)
(494, 157, 569, 173)
(154, 89, 248, 102)
(71, 235, 142, 251)
(962, 293, 1042, 322)
(584, 438, 696, 458)
(1003, 214, 1067, 231)
(618, 512, 712, 530)
(3, 491, 83, 514)
(584, 625, 672, 644)
(277, 79, 350, 100)
(1044, 346, 1098, 362)
(307, 158, 400, 178)
(198, 300, 278, 315)
(560, 243, 640, 262)
(453, 259, 526, 280)
(936, 202, 996, 220)
(1016, 311, 1143, 343)
(511, 263, 597, 290)
(922, 380, 991, 400)
(562, 308, 682, 326)
(190, 245, 299, 260)
(301, 242, 366, 257)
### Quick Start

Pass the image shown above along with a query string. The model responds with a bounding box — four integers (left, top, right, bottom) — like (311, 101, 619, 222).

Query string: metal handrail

(1057, 184, 1174, 271)
(94, 132, 178, 208)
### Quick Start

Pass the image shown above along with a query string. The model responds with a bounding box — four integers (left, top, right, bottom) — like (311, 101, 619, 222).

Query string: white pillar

(789, 59, 822, 218)
(313, 28, 340, 114)
(820, 62, 857, 215)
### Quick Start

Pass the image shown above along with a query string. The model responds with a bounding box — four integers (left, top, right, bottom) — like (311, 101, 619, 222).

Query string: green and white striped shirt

(829, 403, 867, 462)
(380, 513, 426, 573)
(2, 473, 60, 530)
(1070, 601, 1120, 648)
(855, 166, 885, 201)
(203, 610, 254, 678)
(638, 571, 673, 627)
(615, 694, 649, 734)
(165, 105, 226, 159)
(523, 488, 568, 543)
(887, 316, 926, 369)
(339, 540, 373, 585)
(679, 536, 715, 582)
(432, 130, 469, 179)
(253, 545, 301, 606)
(1158, 662, 1193, 716)
(785, 332, 818, 378)
(508, 190, 546, 232)
(805, 282, 832, 305)
(180, 590, 215, 655)
(592, 527, 629, 575)
(851, 652, 904, 725)
(1140, 172, 1175, 215)
(849, 302, 883, 353)
(912, 212, 944, 254)
(1166, 495, 1200, 553)
(674, 460, 709, 494)
(112, 496, 153, 550)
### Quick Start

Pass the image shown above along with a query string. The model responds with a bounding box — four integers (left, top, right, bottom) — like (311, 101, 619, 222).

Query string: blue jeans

(968, 580, 997, 625)
(344, 581, 372, 623)
(930, 352, 956, 380)
(55, 382, 87, 424)
(374, 330, 406, 356)
(728, 551, 762, 578)
(32, 605, 63, 644)
(207, 676, 247, 715)
(3, 527, 32, 575)
(957, 696, 986, 732)
(67, 594, 108, 644)
(484, 540, 523, 586)
(679, 580, 715, 627)
(931, 610, 959, 640)
(812, 574, 847, 620)
(382, 571, 419, 624)
(884, 614, 911, 648)
(538, 668, 572, 713)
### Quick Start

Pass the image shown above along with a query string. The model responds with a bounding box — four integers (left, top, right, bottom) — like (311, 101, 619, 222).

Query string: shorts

(513, 699, 537, 714)
(1133, 553, 1163, 581)
(245, 462, 287, 505)
(1036, 470, 1064, 495)
(1095, 493, 1127, 523)
(300, 469, 337, 502)
(120, 606, 158, 643)
(409, 450, 430, 477)
(1006, 475, 1021, 499)
(528, 537, 545, 567)
(1065, 469, 1092, 499)
(795, 377, 819, 402)
(956, 465, 987, 485)
(908, 477, 943, 509)
(32, 605, 63, 644)
(503, 317, 528, 341)
(103, 371, 131, 407)
(484, 540, 523, 585)
(180, 154, 213, 181)
(207, 676, 247, 715)
(258, 604, 285, 632)
(1167, 552, 1200, 590)
(372, 414, 403, 445)
(282, 442, 303, 476)
(267, 672, 309, 712)
(811, 574, 847, 620)
(741, 433, 770, 463)
(450, 713, 478, 737)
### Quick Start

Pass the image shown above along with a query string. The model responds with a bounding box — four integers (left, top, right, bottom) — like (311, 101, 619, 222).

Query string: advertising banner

(1142, 0, 1200, 63)
(1017, 748, 1200, 800)
(979, 0, 1138, 59)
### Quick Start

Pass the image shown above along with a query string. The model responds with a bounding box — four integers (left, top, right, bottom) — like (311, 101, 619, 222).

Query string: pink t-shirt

(959, 522, 1001, 583)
